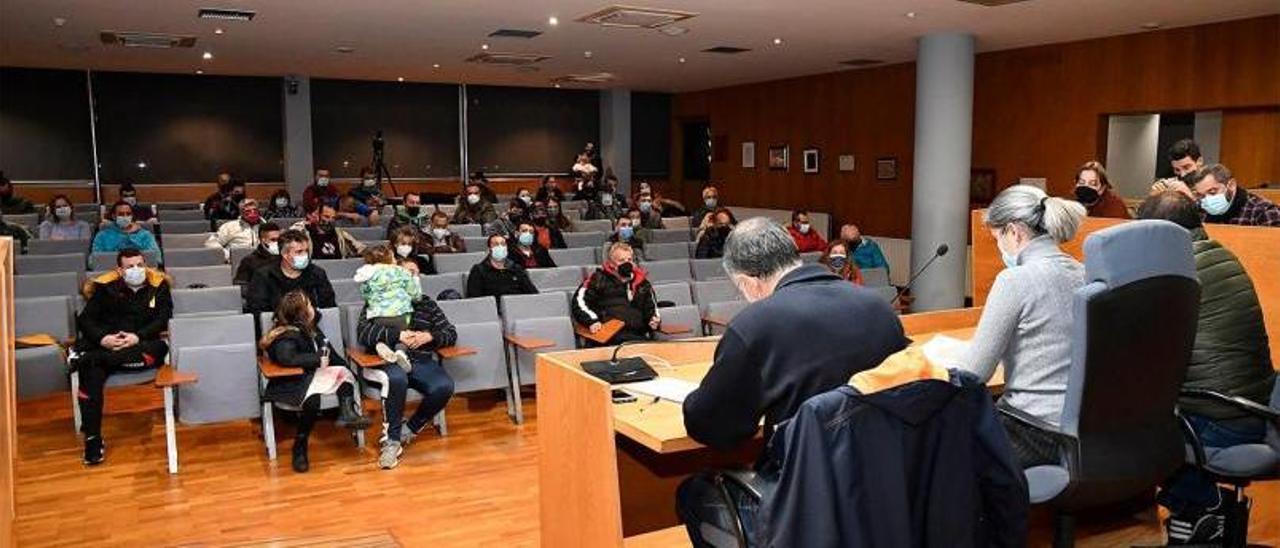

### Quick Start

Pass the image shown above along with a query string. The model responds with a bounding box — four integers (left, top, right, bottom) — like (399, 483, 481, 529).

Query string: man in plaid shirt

(1187, 164, 1280, 227)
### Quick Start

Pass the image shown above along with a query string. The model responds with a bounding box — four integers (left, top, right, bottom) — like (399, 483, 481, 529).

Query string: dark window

(311, 79, 460, 179)
(0, 67, 94, 180)
(631, 92, 671, 179)
(466, 86, 598, 174)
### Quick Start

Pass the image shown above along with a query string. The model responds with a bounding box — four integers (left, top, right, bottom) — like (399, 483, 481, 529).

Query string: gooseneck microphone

(891, 244, 950, 306)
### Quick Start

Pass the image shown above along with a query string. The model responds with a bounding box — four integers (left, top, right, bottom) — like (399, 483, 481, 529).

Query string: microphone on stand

(891, 244, 950, 306)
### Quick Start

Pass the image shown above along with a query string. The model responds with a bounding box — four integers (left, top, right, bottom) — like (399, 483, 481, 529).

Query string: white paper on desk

(921, 335, 971, 370)
(621, 378, 699, 404)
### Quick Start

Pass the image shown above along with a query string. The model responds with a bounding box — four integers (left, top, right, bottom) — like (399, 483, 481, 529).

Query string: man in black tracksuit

(572, 242, 660, 346)
(72, 248, 174, 465)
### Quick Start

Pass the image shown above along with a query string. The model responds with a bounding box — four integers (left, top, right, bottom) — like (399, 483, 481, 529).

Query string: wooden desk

(538, 320, 991, 547)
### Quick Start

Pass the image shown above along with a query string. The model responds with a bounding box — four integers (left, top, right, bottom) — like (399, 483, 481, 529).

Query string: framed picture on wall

(838, 154, 855, 172)
(876, 157, 897, 180)
(768, 145, 789, 170)
(742, 141, 755, 168)
(970, 168, 997, 206)
(803, 148, 820, 174)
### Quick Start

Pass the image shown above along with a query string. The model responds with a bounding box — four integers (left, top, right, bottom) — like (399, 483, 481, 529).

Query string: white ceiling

(1, 0, 1275, 93)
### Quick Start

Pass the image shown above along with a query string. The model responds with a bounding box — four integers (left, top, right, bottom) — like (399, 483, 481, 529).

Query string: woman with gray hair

(965, 184, 1086, 469)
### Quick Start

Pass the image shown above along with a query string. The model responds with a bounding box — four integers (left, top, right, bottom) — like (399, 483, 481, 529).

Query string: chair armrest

(257, 355, 305, 379)
(658, 323, 693, 335)
(504, 334, 556, 351)
(574, 319, 624, 344)
(996, 405, 1075, 442)
(345, 349, 386, 368)
(154, 364, 198, 387)
(436, 346, 478, 359)
(1179, 389, 1280, 421)
(1176, 411, 1208, 468)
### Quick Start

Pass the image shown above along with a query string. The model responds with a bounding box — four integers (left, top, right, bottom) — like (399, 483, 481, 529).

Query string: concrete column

(599, 89, 632, 195)
(282, 75, 314, 198)
(909, 33, 975, 312)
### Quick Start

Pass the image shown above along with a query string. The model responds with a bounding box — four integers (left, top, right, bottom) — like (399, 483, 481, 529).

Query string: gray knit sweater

(963, 236, 1085, 426)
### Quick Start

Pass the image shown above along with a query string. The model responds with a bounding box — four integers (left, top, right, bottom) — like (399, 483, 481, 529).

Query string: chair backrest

(168, 313, 260, 423)
(650, 229, 692, 244)
(548, 247, 597, 267)
(463, 236, 488, 252)
(1058, 220, 1200, 506)
(861, 267, 890, 287)
(452, 224, 483, 238)
(528, 266, 585, 293)
(313, 258, 362, 280)
(15, 272, 81, 299)
(562, 200, 588, 211)
(644, 259, 693, 283)
(646, 242, 692, 261)
(499, 291, 570, 332)
(656, 304, 701, 340)
(271, 217, 303, 228)
(421, 272, 466, 299)
(160, 233, 213, 250)
(691, 258, 727, 281)
(167, 265, 234, 288)
(434, 252, 486, 274)
(172, 286, 243, 315)
(156, 201, 201, 211)
(257, 307, 344, 354)
(652, 281, 694, 306)
(157, 209, 205, 221)
(692, 279, 743, 311)
(91, 249, 160, 271)
(572, 219, 613, 234)
(5, 213, 38, 232)
(436, 296, 500, 325)
(16, 252, 86, 274)
(228, 246, 255, 271)
(27, 239, 91, 256)
(662, 217, 691, 229)
(563, 231, 606, 249)
(326, 278, 359, 305)
(161, 247, 225, 267)
(15, 295, 74, 339)
(160, 220, 213, 235)
(340, 226, 383, 242)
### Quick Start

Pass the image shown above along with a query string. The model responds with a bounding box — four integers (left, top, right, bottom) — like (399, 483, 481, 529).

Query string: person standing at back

(962, 185, 1087, 469)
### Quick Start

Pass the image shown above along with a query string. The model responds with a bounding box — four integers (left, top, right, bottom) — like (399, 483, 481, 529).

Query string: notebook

(620, 377, 700, 404)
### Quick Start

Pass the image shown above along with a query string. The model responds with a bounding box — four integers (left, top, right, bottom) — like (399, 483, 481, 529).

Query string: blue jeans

(1158, 413, 1266, 514)
(372, 353, 454, 442)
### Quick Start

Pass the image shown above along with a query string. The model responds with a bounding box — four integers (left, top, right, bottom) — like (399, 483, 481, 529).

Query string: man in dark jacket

(71, 248, 173, 465)
(465, 235, 538, 300)
(245, 229, 337, 314)
(572, 242, 660, 346)
(1137, 192, 1277, 542)
(232, 222, 282, 288)
(384, 192, 430, 240)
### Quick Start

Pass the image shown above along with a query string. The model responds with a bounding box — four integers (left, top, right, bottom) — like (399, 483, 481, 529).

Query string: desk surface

(610, 327, 997, 454)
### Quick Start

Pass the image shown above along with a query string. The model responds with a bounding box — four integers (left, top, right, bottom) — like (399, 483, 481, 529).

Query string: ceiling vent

(100, 31, 197, 49)
(954, 0, 1034, 5)
(552, 72, 616, 84)
(577, 5, 697, 29)
(839, 58, 884, 67)
(197, 7, 256, 21)
(466, 52, 552, 66)
(489, 29, 543, 39)
(702, 46, 750, 54)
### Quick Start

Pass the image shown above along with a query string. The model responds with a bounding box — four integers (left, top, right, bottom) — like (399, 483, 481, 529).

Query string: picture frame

(802, 147, 820, 174)
(768, 145, 789, 170)
(742, 141, 755, 169)
(970, 168, 997, 205)
(838, 154, 855, 172)
(876, 157, 897, 180)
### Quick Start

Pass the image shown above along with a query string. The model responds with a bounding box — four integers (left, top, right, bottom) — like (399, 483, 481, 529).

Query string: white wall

(1194, 111, 1223, 165)
(1105, 114, 1160, 199)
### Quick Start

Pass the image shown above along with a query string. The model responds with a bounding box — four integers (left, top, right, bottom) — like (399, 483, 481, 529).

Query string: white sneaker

(379, 441, 403, 470)
(374, 343, 412, 372)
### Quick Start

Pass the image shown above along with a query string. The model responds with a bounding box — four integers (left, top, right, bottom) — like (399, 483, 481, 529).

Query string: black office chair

(1176, 377, 1280, 546)
(999, 220, 1201, 548)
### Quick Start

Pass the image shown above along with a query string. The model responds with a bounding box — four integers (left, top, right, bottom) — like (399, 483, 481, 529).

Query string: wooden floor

(12, 386, 1279, 547)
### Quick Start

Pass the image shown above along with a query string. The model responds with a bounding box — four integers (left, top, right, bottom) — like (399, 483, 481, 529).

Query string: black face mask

(1074, 185, 1101, 206)
(405, 205, 421, 217)
(617, 262, 634, 277)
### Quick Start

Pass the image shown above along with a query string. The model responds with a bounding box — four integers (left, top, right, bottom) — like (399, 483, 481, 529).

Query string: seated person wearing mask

(605, 215, 647, 261)
(634, 193, 665, 229)
(424, 211, 466, 254)
(92, 201, 159, 254)
(819, 239, 863, 285)
(390, 225, 436, 275)
(624, 208, 655, 244)
(571, 242, 660, 346)
(1137, 192, 1277, 543)
(265, 189, 303, 220)
(787, 210, 827, 253)
(452, 183, 498, 225)
(336, 195, 380, 227)
(349, 167, 386, 210)
(534, 176, 565, 204)
(0, 172, 36, 214)
(71, 248, 173, 465)
(200, 171, 233, 217)
(205, 197, 263, 260)
(535, 199, 572, 248)
(302, 169, 340, 212)
(511, 221, 556, 269)
(117, 182, 156, 225)
(963, 185, 1087, 468)
(246, 229, 337, 314)
(839, 223, 890, 275)
(233, 222, 282, 287)
(300, 203, 364, 261)
(385, 192, 430, 239)
(1150, 139, 1207, 195)
(465, 234, 538, 299)
(1186, 164, 1280, 227)
(689, 185, 720, 226)
(38, 194, 92, 240)
(485, 196, 529, 238)
(1072, 161, 1130, 219)
(205, 177, 245, 228)
(584, 184, 625, 222)
(694, 209, 735, 259)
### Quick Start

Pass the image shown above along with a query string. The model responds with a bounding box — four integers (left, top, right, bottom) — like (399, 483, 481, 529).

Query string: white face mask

(122, 265, 146, 287)
(362, 178, 376, 187)
(275, 198, 289, 208)
(54, 206, 72, 219)
(601, 194, 614, 206)
(432, 227, 450, 240)
(798, 223, 810, 234)
(265, 241, 279, 255)
(122, 196, 137, 206)
(316, 177, 330, 187)
(466, 194, 481, 205)
(396, 244, 413, 257)
(519, 195, 532, 205)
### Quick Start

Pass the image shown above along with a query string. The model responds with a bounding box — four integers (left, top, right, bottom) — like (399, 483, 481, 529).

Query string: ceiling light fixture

(481, 43, 489, 50)
(1140, 22, 1162, 30)
(195, 70, 204, 74)
(432, 63, 440, 68)
(772, 37, 783, 45)
(202, 51, 213, 60)
(53, 17, 68, 27)
(553, 83, 561, 88)
(214, 28, 224, 35)
(335, 45, 355, 54)
(583, 50, 593, 59)
(678, 57, 686, 63)
(397, 77, 405, 82)
(548, 16, 559, 26)
(905, 11, 917, 19)
(197, 8, 256, 21)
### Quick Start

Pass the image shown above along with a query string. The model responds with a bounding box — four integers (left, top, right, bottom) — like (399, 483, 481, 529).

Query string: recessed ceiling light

(432, 63, 440, 68)
(335, 45, 355, 54)
(548, 16, 559, 26)
(195, 69, 204, 74)
(397, 77, 404, 82)
(772, 37, 783, 45)
(1140, 22, 1162, 30)
(137, 162, 147, 169)
(214, 28, 224, 35)
(553, 83, 561, 88)
(678, 57, 686, 63)
(481, 43, 489, 50)
(905, 11, 917, 18)
(583, 50, 593, 59)
(53, 17, 68, 27)
(202, 51, 213, 60)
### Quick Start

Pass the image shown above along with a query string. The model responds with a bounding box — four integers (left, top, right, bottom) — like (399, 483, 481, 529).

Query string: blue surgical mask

(115, 216, 132, 228)
(1001, 251, 1018, 269)
(490, 245, 508, 262)
(291, 253, 310, 270)
(619, 226, 634, 240)
(639, 201, 652, 212)
(518, 232, 534, 246)
(1200, 192, 1231, 216)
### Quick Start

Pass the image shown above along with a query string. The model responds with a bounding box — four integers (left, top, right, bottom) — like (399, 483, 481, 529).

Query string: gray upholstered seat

(548, 247, 597, 267)
(662, 217, 691, 229)
(571, 219, 613, 234)
(160, 247, 225, 267)
(649, 229, 692, 244)
(157, 209, 206, 221)
(691, 279, 743, 314)
(331, 278, 362, 305)
(14, 296, 75, 399)
(170, 313, 260, 424)
(563, 231, 607, 249)
(91, 249, 160, 271)
(652, 282, 694, 306)
(463, 236, 488, 252)
(691, 258, 727, 281)
(451, 224, 483, 238)
(160, 233, 213, 249)
(499, 291, 576, 423)
(434, 252, 486, 274)
(167, 265, 233, 288)
(646, 242, 691, 261)
(28, 238, 91, 256)
(528, 266, 585, 293)
(15, 272, 80, 299)
(313, 258, 362, 280)
(172, 286, 243, 316)
(343, 226, 385, 242)
(421, 272, 466, 300)
(228, 246, 256, 272)
(17, 252, 86, 274)
(160, 220, 212, 234)
(644, 259, 693, 283)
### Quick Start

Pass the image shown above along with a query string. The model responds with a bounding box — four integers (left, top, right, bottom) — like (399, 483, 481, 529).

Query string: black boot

(335, 390, 372, 430)
(292, 433, 310, 473)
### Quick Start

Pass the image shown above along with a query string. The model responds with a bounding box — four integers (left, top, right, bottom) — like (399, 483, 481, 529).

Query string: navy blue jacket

(683, 264, 909, 451)
(757, 374, 1029, 547)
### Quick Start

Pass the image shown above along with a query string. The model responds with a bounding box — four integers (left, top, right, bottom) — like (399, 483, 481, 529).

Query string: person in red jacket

(787, 210, 827, 253)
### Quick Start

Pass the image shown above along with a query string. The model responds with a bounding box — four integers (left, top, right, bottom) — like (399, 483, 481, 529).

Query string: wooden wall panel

(671, 15, 1280, 239)
(1221, 108, 1280, 187)
(1, 237, 15, 548)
